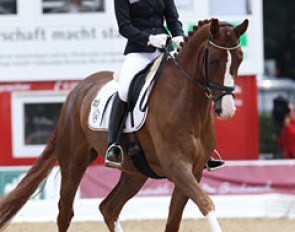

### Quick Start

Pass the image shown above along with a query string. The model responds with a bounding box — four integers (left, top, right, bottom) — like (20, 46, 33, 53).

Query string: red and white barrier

(1, 160, 295, 222)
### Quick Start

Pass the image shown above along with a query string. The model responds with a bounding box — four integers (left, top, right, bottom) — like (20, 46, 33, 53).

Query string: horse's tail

(0, 127, 58, 230)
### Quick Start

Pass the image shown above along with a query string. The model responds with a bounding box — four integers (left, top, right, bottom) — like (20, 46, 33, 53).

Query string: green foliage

(263, 0, 295, 79)
(259, 113, 277, 154)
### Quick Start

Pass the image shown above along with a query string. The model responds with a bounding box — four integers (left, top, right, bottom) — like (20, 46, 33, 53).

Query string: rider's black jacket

(115, 0, 184, 54)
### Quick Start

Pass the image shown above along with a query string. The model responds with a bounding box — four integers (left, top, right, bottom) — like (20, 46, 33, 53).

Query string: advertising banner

(3, 161, 294, 200)
(0, 167, 60, 199)
(0, 0, 263, 82)
(79, 162, 295, 198)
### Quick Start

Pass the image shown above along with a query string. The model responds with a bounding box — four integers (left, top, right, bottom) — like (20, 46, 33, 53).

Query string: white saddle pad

(88, 78, 155, 133)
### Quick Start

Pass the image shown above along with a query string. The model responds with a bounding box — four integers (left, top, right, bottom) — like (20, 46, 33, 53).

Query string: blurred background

(0, 0, 295, 228)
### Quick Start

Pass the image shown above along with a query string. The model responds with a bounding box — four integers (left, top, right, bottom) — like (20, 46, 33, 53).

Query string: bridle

(167, 25, 241, 103)
(202, 39, 241, 101)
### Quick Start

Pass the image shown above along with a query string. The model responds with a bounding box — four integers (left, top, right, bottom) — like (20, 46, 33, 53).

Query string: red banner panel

(215, 75, 259, 160)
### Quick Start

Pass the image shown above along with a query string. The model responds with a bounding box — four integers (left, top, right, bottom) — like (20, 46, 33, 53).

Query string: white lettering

(0, 84, 31, 93)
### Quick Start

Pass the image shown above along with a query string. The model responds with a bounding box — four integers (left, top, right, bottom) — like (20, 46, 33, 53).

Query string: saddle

(88, 54, 166, 132)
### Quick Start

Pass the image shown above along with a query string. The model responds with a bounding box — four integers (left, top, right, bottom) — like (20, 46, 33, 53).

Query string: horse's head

(169, 18, 248, 119)
(204, 19, 248, 119)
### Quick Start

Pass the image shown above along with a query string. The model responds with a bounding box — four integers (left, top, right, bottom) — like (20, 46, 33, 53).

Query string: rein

(167, 36, 241, 102)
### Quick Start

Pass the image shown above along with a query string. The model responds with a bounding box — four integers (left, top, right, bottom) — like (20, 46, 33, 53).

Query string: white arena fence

(0, 160, 295, 222)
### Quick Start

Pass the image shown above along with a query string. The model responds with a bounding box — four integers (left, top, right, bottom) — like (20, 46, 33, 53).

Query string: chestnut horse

(0, 18, 248, 232)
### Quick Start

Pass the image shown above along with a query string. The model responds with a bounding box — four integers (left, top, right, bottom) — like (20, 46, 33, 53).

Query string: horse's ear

(210, 18, 220, 38)
(234, 19, 249, 38)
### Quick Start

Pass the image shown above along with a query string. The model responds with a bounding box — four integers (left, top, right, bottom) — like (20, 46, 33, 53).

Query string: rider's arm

(114, 0, 150, 46)
(164, 0, 184, 37)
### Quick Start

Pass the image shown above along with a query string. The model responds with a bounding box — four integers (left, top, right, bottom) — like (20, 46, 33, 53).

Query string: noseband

(168, 25, 241, 103)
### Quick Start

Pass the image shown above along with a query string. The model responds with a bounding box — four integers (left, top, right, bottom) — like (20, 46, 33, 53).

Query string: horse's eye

(210, 59, 219, 67)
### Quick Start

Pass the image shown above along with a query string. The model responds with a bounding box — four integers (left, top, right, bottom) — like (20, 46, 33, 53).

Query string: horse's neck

(172, 35, 212, 124)
(155, 60, 212, 131)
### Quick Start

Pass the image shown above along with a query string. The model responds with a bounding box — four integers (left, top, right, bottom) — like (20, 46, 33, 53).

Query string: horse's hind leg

(99, 172, 147, 232)
(165, 187, 189, 232)
(57, 147, 91, 232)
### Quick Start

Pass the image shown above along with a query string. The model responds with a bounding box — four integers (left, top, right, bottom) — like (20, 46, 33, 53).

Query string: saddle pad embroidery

(88, 79, 151, 133)
(129, 0, 141, 4)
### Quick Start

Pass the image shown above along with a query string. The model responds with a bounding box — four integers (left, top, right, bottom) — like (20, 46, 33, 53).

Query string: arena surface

(6, 218, 295, 231)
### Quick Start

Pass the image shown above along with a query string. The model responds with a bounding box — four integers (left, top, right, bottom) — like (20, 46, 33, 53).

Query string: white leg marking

(206, 211, 222, 232)
(221, 50, 236, 119)
(114, 220, 124, 232)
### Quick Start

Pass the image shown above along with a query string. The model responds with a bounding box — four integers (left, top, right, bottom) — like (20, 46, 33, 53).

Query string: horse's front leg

(165, 186, 189, 232)
(99, 172, 147, 232)
(166, 160, 222, 232)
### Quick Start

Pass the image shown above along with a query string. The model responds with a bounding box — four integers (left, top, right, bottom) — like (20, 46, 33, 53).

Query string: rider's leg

(105, 93, 127, 168)
(206, 150, 225, 171)
(105, 51, 161, 168)
(117, 51, 161, 102)
(206, 157, 225, 171)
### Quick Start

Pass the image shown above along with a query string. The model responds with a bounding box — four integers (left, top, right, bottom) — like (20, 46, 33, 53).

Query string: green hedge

(259, 113, 277, 154)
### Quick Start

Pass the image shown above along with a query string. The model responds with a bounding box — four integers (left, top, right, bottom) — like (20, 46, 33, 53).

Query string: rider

(105, 0, 225, 171)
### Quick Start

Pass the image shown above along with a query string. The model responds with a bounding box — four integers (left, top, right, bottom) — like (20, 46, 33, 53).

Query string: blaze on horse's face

(208, 19, 248, 119)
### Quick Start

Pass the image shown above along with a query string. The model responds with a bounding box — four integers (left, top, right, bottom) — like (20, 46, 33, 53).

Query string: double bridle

(167, 27, 241, 102)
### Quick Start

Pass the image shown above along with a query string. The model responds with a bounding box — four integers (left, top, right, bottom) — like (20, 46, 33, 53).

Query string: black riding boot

(105, 94, 127, 168)
(206, 157, 225, 171)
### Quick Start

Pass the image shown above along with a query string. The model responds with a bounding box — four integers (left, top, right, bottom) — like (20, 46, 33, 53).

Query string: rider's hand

(172, 36, 184, 49)
(147, 34, 169, 48)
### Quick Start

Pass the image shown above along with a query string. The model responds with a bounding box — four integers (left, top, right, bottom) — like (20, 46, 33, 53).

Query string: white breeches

(118, 50, 161, 102)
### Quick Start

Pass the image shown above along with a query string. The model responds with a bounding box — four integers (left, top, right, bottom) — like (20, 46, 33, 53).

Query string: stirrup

(105, 144, 124, 168)
(205, 149, 225, 172)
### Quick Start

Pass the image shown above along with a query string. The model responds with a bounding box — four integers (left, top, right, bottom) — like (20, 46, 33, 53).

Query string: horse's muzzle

(214, 95, 236, 119)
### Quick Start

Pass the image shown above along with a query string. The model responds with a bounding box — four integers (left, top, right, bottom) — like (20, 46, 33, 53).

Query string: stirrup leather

(105, 144, 124, 168)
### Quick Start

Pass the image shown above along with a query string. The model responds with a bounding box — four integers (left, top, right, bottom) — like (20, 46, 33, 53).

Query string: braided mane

(184, 19, 212, 43)
(174, 19, 212, 57)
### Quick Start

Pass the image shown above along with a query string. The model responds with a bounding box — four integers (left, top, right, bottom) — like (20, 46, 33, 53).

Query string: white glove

(172, 36, 184, 49)
(147, 34, 168, 48)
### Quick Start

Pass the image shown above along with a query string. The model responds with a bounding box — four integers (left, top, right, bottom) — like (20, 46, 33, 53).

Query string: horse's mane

(174, 19, 212, 57)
